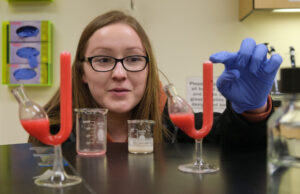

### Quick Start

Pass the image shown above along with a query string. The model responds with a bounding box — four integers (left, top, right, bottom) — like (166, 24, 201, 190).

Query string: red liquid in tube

(20, 52, 73, 145)
(170, 61, 213, 139)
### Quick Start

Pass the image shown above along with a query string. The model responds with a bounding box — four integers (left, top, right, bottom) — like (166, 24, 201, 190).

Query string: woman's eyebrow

(125, 47, 146, 53)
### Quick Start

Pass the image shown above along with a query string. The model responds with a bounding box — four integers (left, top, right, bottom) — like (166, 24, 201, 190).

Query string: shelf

(239, 0, 300, 21)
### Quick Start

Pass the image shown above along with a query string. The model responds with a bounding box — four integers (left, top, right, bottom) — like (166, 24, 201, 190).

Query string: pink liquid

(21, 119, 50, 140)
(170, 113, 207, 139)
(170, 113, 197, 135)
(168, 62, 213, 140)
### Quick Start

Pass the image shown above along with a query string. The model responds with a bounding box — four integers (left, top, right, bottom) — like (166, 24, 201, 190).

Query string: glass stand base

(34, 169, 82, 188)
(178, 162, 219, 174)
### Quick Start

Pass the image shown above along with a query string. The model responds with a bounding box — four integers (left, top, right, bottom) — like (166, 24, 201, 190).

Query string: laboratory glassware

(164, 61, 218, 173)
(128, 120, 155, 154)
(75, 108, 108, 156)
(268, 67, 300, 173)
(11, 52, 82, 187)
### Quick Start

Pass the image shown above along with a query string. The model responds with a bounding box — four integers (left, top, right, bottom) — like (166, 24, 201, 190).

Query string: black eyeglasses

(81, 55, 149, 72)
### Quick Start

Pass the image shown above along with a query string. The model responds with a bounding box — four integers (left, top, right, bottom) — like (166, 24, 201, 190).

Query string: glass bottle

(268, 67, 300, 173)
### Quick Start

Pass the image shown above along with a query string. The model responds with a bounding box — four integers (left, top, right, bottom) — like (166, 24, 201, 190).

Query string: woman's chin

(102, 100, 138, 114)
(107, 106, 133, 114)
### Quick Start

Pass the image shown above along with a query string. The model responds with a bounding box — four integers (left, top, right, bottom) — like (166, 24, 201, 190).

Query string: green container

(2, 21, 53, 86)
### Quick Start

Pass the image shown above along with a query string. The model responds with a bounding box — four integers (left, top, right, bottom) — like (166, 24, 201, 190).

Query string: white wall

(1, 0, 300, 144)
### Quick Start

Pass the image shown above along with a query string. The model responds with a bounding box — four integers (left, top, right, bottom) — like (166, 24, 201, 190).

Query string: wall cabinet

(239, 0, 300, 21)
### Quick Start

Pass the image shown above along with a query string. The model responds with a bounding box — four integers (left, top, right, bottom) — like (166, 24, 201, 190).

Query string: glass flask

(268, 67, 300, 173)
(164, 61, 218, 174)
(11, 52, 82, 187)
(12, 85, 50, 140)
(164, 83, 195, 137)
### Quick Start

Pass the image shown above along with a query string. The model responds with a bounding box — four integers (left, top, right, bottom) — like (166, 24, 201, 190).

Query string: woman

(30, 10, 167, 145)
(29, 10, 282, 146)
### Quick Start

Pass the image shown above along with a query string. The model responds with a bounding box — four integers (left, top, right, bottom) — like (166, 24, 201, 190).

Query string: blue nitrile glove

(13, 68, 37, 80)
(16, 26, 40, 38)
(16, 47, 40, 68)
(209, 38, 282, 114)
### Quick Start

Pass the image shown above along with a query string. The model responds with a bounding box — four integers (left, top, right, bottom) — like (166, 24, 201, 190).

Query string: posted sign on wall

(186, 76, 226, 113)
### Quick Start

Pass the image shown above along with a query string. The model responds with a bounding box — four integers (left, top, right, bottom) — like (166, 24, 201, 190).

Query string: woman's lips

(109, 88, 130, 96)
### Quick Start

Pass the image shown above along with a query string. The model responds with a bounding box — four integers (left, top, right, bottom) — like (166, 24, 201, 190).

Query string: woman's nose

(111, 61, 127, 79)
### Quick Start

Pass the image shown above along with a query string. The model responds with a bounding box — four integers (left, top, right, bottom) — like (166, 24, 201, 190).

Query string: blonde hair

(29, 10, 168, 144)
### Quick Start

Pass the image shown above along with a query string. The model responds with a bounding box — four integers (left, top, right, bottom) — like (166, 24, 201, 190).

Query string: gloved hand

(209, 38, 282, 113)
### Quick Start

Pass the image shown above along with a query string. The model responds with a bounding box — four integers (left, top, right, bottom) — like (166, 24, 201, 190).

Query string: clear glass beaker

(128, 120, 155, 154)
(75, 108, 108, 156)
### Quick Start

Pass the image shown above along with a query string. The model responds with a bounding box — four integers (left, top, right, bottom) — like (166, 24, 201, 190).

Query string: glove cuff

(241, 96, 272, 122)
(231, 96, 269, 114)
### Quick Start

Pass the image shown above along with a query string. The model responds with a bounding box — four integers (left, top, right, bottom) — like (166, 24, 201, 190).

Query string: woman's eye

(94, 57, 112, 63)
(100, 58, 110, 63)
(127, 57, 142, 62)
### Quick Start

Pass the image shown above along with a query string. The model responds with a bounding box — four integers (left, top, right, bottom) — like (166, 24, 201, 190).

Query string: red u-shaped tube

(30, 52, 72, 145)
(188, 61, 213, 139)
(169, 61, 213, 139)
(47, 52, 73, 145)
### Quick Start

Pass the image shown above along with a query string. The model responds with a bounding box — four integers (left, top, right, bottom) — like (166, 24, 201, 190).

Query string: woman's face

(82, 23, 148, 114)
